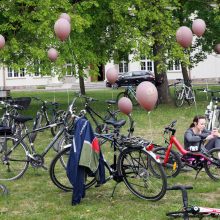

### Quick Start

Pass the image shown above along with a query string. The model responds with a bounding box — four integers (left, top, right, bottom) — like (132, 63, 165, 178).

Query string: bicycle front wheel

(51, 110, 66, 137)
(186, 88, 195, 105)
(117, 147, 167, 201)
(212, 109, 220, 130)
(49, 146, 97, 192)
(0, 136, 29, 181)
(204, 148, 220, 181)
(174, 90, 184, 107)
(30, 112, 43, 142)
(153, 147, 182, 178)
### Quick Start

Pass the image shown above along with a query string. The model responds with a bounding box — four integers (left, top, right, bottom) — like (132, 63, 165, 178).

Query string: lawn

(0, 87, 220, 220)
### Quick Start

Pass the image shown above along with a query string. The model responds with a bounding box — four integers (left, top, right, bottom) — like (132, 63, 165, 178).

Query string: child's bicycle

(152, 120, 220, 180)
(166, 185, 220, 219)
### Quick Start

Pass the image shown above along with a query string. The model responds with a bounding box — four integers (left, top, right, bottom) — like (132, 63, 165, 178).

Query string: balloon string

(67, 88, 70, 106)
(147, 111, 153, 141)
(53, 88, 56, 102)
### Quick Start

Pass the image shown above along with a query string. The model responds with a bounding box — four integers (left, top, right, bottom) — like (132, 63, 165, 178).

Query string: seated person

(184, 115, 220, 151)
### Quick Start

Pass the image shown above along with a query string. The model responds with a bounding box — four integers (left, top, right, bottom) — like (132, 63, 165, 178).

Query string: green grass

(0, 88, 220, 220)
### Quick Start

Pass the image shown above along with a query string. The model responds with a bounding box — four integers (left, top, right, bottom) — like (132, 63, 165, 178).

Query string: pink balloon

(0, 35, 5, 49)
(106, 67, 118, 84)
(192, 19, 206, 37)
(136, 81, 158, 111)
(60, 13, 71, 23)
(54, 18, 71, 41)
(214, 44, 220, 54)
(48, 48, 58, 61)
(118, 97, 133, 115)
(176, 26, 193, 48)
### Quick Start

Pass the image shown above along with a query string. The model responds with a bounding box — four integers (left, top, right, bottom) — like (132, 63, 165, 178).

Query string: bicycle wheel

(204, 148, 220, 181)
(49, 146, 97, 192)
(186, 88, 196, 105)
(116, 92, 126, 103)
(212, 109, 220, 130)
(0, 184, 9, 195)
(30, 112, 43, 142)
(117, 147, 167, 201)
(174, 89, 184, 107)
(51, 110, 66, 137)
(153, 147, 182, 178)
(0, 136, 29, 181)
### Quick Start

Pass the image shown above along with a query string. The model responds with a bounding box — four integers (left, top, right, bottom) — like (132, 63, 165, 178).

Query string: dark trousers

(205, 137, 220, 151)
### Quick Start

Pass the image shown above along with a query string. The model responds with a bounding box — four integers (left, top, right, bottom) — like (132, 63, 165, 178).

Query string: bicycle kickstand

(194, 167, 202, 180)
(110, 182, 120, 199)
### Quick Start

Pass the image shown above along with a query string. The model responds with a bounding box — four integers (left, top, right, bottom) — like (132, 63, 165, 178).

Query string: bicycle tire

(174, 89, 184, 107)
(0, 136, 29, 181)
(204, 148, 220, 181)
(49, 146, 97, 192)
(152, 147, 182, 178)
(0, 184, 9, 195)
(117, 147, 167, 201)
(116, 92, 126, 103)
(50, 110, 66, 137)
(186, 88, 196, 105)
(30, 112, 43, 142)
(212, 109, 220, 130)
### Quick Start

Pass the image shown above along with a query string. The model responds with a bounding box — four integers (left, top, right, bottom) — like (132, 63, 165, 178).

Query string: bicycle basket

(12, 97, 32, 110)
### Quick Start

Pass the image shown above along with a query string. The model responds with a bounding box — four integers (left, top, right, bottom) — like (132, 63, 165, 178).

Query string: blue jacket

(66, 117, 105, 205)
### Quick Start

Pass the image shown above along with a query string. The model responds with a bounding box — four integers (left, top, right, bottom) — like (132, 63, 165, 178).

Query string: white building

(0, 52, 219, 92)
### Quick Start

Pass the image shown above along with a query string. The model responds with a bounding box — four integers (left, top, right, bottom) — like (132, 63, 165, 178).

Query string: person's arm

(184, 129, 202, 143)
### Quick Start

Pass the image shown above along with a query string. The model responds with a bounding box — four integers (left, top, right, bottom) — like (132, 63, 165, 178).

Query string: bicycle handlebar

(32, 97, 59, 107)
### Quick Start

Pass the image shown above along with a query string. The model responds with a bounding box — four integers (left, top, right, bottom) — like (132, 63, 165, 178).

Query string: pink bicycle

(153, 120, 220, 180)
(166, 185, 220, 219)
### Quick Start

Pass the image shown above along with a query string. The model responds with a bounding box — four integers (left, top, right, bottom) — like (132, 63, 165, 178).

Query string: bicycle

(172, 79, 195, 107)
(30, 97, 65, 142)
(166, 185, 220, 219)
(72, 93, 135, 137)
(153, 120, 220, 180)
(0, 184, 8, 195)
(197, 88, 220, 130)
(0, 102, 75, 181)
(49, 116, 167, 201)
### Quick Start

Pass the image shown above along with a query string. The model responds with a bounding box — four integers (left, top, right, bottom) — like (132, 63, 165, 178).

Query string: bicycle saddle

(105, 100, 116, 105)
(105, 119, 126, 128)
(0, 126, 12, 135)
(11, 115, 33, 123)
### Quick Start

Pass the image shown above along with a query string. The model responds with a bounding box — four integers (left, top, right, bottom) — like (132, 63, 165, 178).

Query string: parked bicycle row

(0, 90, 220, 218)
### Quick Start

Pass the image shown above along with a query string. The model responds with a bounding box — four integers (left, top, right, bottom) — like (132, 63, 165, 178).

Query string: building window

(141, 61, 146, 70)
(66, 63, 73, 76)
(147, 61, 153, 71)
(7, 67, 25, 77)
(119, 61, 128, 73)
(140, 56, 153, 72)
(168, 60, 181, 71)
(8, 67, 13, 77)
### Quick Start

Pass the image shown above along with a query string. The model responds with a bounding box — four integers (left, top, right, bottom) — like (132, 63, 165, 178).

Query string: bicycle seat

(11, 115, 33, 123)
(105, 119, 126, 128)
(0, 126, 12, 135)
(105, 100, 116, 105)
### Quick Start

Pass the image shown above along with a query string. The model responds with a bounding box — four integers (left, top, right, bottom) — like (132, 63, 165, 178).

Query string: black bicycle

(50, 116, 167, 201)
(30, 97, 65, 142)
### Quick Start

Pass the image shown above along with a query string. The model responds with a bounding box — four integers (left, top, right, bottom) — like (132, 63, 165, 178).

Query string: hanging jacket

(66, 117, 105, 205)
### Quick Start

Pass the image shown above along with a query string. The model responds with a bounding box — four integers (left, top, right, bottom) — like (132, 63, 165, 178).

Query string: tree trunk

(79, 75, 85, 95)
(181, 62, 190, 86)
(153, 44, 172, 104)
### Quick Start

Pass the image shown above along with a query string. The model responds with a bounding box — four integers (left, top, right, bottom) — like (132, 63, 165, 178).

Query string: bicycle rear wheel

(30, 112, 43, 142)
(186, 88, 196, 105)
(204, 148, 220, 181)
(49, 146, 97, 192)
(153, 147, 182, 178)
(50, 110, 66, 137)
(174, 90, 184, 107)
(0, 136, 29, 181)
(117, 147, 167, 201)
